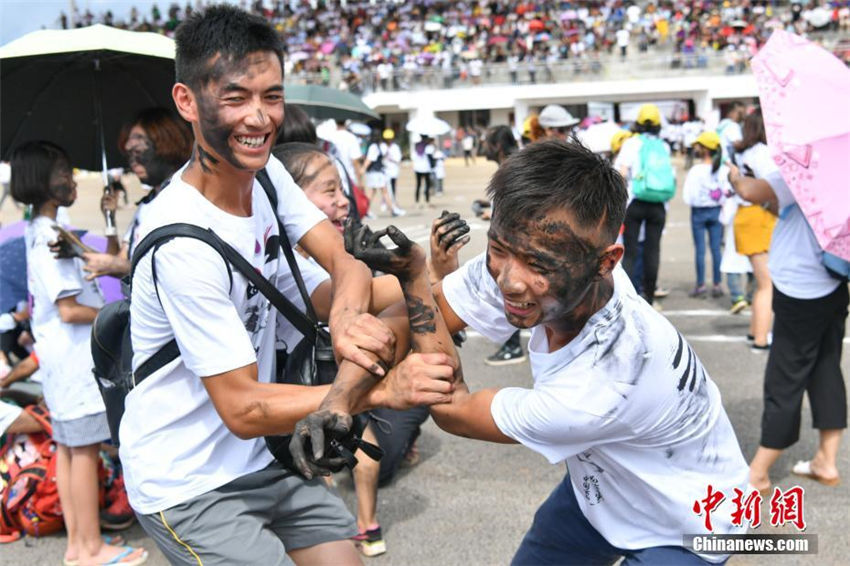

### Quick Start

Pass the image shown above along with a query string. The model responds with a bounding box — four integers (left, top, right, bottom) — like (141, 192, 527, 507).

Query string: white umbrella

(577, 121, 626, 154)
(406, 116, 451, 137)
(347, 122, 371, 137)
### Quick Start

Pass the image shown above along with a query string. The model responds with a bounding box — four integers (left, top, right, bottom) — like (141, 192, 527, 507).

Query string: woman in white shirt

(11, 141, 146, 565)
(732, 110, 777, 351)
(682, 131, 729, 298)
(411, 136, 435, 207)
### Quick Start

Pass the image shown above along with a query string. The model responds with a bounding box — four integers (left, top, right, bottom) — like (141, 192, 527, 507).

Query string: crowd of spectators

(58, 1, 850, 91)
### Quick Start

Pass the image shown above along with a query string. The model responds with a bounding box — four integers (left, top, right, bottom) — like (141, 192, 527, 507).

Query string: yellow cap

(610, 130, 633, 154)
(693, 131, 721, 151)
(382, 128, 395, 140)
(636, 104, 662, 126)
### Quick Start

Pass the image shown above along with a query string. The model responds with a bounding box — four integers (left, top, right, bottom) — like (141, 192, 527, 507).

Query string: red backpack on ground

(0, 404, 63, 542)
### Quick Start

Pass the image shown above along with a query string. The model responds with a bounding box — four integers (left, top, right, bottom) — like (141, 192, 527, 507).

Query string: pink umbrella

(751, 29, 850, 261)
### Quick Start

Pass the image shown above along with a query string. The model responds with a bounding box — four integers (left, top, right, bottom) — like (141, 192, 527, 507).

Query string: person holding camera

(122, 7, 449, 565)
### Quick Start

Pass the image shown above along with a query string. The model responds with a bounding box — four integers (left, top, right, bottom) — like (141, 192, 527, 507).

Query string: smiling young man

(121, 6, 396, 565)
(296, 140, 751, 564)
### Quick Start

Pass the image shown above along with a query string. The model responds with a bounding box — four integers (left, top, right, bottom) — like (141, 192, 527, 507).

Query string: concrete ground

(1, 156, 847, 565)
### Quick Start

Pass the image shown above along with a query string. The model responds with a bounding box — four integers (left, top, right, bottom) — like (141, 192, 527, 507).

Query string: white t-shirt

(682, 164, 729, 208)
(122, 156, 326, 514)
(412, 142, 435, 173)
(0, 162, 10, 184)
(325, 128, 363, 182)
(766, 171, 840, 300)
(275, 254, 330, 354)
(25, 216, 106, 422)
(614, 134, 672, 199)
(365, 142, 387, 174)
(443, 253, 749, 558)
(616, 29, 631, 47)
(385, 143, 402, 179)
(716, 119, 742, 163)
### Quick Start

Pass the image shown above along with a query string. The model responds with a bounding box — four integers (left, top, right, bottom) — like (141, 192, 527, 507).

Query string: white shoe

(392, 208, 406, 217)
(379, 203, 387, 212)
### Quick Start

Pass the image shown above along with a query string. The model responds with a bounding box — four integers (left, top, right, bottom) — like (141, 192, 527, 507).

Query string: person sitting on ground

(80, 108, 193, 279)
(295, 139, 750, 565)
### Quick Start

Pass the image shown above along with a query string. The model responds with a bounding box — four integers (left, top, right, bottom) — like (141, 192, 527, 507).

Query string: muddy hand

(289, 410, 353, 479)
(345, 220, 426, 281)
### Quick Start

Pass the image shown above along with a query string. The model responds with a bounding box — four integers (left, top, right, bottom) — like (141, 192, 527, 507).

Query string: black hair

(272, 142, 329, 188)
(726, 101, 745, 117)
(487, 139, 627, 244)
(635, 122, 661, 135)
(10, 141, 71, 210)
(278, 103, 317, 144)
(486, 125, 518, 158)
(174, 4, 284, 90)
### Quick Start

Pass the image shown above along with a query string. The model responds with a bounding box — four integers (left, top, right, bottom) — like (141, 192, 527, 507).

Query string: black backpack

(366, 143, 385, 173)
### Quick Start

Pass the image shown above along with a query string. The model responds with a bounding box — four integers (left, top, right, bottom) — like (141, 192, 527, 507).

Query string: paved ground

(1, 156, 847, 565)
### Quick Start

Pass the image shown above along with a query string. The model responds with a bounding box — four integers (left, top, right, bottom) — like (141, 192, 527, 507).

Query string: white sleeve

(366, 144, 379, 162)
(264, 155, 327, 244)
(148, 239, 257, 378)
(440, 252, 519, 344)
(744, 144, 779, 179)
(347, 137, 363, 162)
(32, 246, 83, 303)
(491, 385, 632, 464)
(765, 170, 795, 211)
(682, 167, 700, 206)
(613, 137, 638, 176)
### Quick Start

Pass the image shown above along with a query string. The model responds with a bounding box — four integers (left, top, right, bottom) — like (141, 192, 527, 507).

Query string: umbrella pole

(92, 57, 115, 231)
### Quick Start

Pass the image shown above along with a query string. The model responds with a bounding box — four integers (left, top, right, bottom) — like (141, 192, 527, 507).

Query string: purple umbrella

(0, 220, 123, 307)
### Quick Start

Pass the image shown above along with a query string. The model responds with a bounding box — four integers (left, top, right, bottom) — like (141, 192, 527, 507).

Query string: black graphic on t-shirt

(265, 234, 280, 264)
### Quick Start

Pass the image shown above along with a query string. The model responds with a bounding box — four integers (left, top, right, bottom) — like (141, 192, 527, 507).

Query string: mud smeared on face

(487, 209, 612, 335)
(126, 131, 172, 186)
(48, 160, 76, 207)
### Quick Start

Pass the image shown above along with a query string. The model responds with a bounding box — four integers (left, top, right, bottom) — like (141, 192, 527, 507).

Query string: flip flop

(100, 546, 148, 565)
(791, 460, 841, 487)
(62, 536, 129, 566)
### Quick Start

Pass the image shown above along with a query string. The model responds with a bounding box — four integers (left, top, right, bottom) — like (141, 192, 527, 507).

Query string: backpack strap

(255, 168, 323, 329)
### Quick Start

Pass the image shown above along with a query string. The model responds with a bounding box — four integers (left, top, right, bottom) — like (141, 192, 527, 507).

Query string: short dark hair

(487, 140, 627, 244)
(272, 142, 329, 188)
(174, 5, 284, 90)
(278, 103, 317, 145)
(486, 125, 518, 157)
(635, 122, 661, 135)
(10, 141, 70, 209)
(118, 107, 193, 169)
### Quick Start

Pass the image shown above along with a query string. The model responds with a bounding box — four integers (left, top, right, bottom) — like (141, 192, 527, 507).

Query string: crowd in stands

(56, 1, 850, 90)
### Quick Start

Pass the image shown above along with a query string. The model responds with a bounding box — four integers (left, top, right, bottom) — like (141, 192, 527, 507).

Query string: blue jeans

(512, 474, 722, 566)
(727, 272, 755, 304)
(690, 206, 723, 287)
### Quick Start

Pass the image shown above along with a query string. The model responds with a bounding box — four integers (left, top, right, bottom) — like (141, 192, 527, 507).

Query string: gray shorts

(52, 411, 110, 447)
(136, 461, 356, 566)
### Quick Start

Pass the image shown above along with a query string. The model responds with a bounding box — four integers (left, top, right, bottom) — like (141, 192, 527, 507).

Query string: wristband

(104, 226, 118, 237)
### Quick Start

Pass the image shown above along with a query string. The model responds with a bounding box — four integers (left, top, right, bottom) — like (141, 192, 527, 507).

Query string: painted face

(48, 160, 77, 207)
(485, 208, 603, 329)
(193, 51, 284, 172)
(300, 154, 349, 232)
(124, 125, 173, 187)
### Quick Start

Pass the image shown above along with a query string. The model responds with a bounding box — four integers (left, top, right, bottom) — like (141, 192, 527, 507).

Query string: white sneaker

(392, 208, 406, 217)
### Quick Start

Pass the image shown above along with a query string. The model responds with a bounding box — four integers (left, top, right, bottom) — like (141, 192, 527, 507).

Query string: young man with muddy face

(295, 140, 751, 564)
(120, 6, 441, 565)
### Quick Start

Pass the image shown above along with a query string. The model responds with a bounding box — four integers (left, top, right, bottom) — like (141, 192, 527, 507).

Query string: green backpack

(632, 135, 676, 203)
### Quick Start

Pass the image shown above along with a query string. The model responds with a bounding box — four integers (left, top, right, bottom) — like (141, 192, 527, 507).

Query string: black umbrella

(283, 83, 379, 122)
(0, 24, 176, 178)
